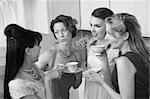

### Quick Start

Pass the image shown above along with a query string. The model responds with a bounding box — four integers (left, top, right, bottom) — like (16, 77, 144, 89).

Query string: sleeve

(9, 79, 35, 99)
(35, 48, 54, 71)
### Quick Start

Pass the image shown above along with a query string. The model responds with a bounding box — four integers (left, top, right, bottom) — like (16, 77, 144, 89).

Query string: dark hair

(50, 15, 77, 39)
(92, 7, 114, 20)
(4, 24, 42, 99)
(106, 13, 149, 67)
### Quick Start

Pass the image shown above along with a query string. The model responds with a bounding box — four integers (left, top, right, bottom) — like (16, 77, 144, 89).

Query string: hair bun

(4, 24, 26, 39)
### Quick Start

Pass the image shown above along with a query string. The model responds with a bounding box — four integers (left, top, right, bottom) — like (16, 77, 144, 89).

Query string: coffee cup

(66, 62, 78, 72)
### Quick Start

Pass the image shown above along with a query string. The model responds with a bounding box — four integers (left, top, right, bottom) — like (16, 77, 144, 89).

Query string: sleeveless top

(50, 47, 82, 99)
(111, 52, 149, 99)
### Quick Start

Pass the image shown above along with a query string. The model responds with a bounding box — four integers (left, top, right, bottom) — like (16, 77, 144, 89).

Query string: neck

(120, 41, 131, 54)
(58, 42, 72, 52)
(22, 56, 33, 69)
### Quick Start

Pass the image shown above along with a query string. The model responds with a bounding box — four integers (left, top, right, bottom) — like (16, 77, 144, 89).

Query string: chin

(110, 45, 117, 49)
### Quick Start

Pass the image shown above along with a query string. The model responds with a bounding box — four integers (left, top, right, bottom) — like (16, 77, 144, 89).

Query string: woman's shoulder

(42, 47, 56, 54)
(9, 78, 27, 90)
(9, 78, 23, 86)
(9, 78, 44, 99)
(39, 47, 56, 58)
(115, 52, 137, 72)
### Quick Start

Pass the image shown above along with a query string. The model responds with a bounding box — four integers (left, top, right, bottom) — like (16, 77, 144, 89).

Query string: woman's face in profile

(90, 16, 106, 40)
(53, 22, 72, 45)
(105, 23, 124, 49)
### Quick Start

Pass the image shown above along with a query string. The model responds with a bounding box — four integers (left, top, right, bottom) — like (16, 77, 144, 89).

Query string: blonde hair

(106, 13, 149, 67)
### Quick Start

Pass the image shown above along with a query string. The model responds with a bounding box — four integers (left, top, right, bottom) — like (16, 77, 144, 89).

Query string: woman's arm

(114, 56, 136, 99)
(45, 79, 53, 99)
(35, 50, 53, 70)
(96, 51, 113, 88)
(101, 56, 136, 99)
(44, 68, 62, 99)
(84, 56, 136, 99)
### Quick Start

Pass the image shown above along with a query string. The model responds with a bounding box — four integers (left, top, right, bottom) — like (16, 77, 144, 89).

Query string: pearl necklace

(20, 65, 44, 83)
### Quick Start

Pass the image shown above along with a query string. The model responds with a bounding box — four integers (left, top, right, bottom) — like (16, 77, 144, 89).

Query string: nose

(105, 33, 110, 40)
(91, 26, 96, 36)
(59, 31, 64, 37)
(91, 26, 95, 33)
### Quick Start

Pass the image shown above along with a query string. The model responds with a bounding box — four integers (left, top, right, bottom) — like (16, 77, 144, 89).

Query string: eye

(95, 25, 101, 28)
(62, 28, 68, 32)
(54, 31, 58, 34)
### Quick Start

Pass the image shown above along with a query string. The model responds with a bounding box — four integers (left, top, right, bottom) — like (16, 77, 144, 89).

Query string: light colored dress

(79, 38, 113, 99)
(9, 64, 46, 99)
(83, 47, 112, 99)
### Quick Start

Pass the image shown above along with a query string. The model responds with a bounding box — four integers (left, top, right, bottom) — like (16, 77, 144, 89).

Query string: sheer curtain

(0, 0, 50, 47)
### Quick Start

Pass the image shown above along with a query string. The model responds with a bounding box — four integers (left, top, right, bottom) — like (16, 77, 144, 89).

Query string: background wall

(1, 0, 150, 67)
(80, 0, 150, 37)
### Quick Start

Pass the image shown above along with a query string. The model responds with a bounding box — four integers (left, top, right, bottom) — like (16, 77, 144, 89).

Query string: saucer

(63, 68, 83, 74)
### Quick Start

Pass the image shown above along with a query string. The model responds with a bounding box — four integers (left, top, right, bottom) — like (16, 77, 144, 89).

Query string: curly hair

(50, 15, 77, 39)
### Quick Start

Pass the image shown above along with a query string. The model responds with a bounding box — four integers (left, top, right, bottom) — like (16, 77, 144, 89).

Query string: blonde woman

(84, 13, 149, 99)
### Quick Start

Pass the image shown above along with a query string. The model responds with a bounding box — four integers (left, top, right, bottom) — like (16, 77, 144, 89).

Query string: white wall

(80, 0, 150, 36)
(0, 0, 150, 67)
(110, 0, 149, 37)
(80, 0, 109, 29)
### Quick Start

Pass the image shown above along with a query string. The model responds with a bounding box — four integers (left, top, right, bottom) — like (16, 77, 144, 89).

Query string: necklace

(58, 50, 71, 58)
(58, 48, 73, 58)
(20, 65, 44, 83)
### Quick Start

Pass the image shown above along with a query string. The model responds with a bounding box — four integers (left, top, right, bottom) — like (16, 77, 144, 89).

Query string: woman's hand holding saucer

(83, 70, 104, 85)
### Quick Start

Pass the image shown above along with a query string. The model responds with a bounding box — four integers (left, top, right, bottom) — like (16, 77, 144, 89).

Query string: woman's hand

(44, 68, 62, 81)
(83, 70, 104, 85)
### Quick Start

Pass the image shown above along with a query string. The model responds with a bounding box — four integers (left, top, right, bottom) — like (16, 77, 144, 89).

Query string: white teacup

(91, 40, 109, 54)
(66, 62, 78, 72)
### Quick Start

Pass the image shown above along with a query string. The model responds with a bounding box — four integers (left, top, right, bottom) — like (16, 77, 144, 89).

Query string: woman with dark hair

(4, 24, 60, 99)
(36, 15, 83, 99)
(80, 7, 115, 99)
(84, 13, 149, 99)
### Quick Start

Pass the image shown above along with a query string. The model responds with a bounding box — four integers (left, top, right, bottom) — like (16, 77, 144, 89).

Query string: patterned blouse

(9, 64, 46, 99)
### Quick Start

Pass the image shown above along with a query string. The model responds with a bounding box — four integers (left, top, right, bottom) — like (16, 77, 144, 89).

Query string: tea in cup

(66, 62, 78, 72)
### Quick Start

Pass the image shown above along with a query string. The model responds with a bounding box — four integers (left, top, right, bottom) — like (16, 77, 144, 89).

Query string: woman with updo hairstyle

(80, 7, 114, 99)
(4, 24, 63, 99)
(84, 13, 149, 99)
(36, 15, 83, 99)
(4, 24, 44, 99)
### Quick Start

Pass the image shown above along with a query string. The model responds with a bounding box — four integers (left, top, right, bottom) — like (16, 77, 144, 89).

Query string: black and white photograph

(0, 0, 149, 99)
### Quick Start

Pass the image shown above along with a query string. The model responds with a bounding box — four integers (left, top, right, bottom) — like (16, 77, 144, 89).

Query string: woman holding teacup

(80, 7, 115, 99)
(36, 15, 83, 99)
(84, 13, 149, 99)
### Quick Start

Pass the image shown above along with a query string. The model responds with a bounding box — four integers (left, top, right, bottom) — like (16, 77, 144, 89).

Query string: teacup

(66, 62, 78, 72)
(91, 40, 109, 54)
